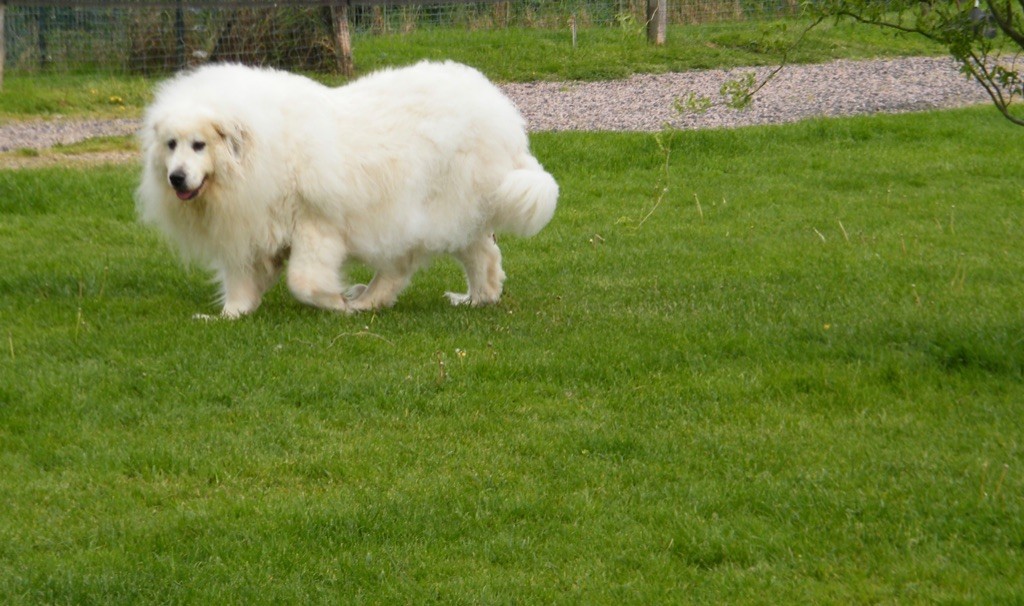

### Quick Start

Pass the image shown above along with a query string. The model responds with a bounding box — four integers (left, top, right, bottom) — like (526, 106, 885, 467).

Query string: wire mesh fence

(1, 0, 802, 76)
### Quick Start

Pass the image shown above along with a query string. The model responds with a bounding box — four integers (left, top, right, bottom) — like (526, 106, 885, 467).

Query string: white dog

(136, 61, 558, 318)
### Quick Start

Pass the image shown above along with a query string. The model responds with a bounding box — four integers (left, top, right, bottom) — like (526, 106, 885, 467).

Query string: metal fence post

(647, 0, 666, 45)
(175, 1, 187, 69)
(0, 1, 6, 91)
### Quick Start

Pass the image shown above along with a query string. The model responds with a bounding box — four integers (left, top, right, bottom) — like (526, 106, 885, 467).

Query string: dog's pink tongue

(176, 190, 196, 201)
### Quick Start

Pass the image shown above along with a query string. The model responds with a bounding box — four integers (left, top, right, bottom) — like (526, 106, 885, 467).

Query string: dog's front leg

(219, 267, 265, 318)
(286, 221, 351, 313)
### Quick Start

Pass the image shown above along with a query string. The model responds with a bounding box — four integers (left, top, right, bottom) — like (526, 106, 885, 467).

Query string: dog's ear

(214, 121, 248, 162)
(138, 117, 159, 156)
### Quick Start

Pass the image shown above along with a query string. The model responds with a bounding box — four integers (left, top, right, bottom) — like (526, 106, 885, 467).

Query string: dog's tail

(489, 156, 559, 238)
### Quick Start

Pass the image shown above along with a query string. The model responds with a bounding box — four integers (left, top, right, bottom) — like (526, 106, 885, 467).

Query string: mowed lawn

(0, 108, 1022, 603)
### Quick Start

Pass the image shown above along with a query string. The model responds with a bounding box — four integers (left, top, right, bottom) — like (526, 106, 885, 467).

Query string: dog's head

(143, 108, 247, 202)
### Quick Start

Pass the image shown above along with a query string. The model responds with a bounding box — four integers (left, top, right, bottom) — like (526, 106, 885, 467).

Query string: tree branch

(985, 0, 1024, 49)
(961, 49, 1024, 125)
(742, 14, 829, 101)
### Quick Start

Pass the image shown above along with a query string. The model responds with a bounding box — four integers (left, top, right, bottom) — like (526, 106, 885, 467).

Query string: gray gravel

(502, 56, 990, 131)
(0, 56, 991, 153)
(0, 117, 139, 152)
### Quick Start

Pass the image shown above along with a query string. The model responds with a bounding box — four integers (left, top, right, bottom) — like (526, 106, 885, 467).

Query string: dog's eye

(167, 139, 177, 151)
(192, 141, 206, 152)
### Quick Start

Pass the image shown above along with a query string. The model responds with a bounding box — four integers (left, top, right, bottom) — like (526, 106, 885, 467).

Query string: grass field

(1, 106, 1022, 603)
(0, 19, 943, 119)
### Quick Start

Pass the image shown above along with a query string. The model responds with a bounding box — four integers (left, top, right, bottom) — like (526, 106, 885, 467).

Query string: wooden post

(494, 2, 508, 28)
(331, 1, 354, 78)
(646, 0, 666, 45)
(372, 6, 384, 35)
(0, 1, 6, 91)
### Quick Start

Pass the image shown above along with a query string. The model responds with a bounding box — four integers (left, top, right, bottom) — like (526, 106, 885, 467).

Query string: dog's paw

(345, 284, 368, 300)
(444, 292, 473, 306)
(192, 311, 246, 321)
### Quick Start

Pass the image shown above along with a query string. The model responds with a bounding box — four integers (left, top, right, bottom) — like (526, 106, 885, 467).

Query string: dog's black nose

(169, 171, 186, 190)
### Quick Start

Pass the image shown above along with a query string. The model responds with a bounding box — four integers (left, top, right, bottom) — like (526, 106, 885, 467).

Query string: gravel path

(502, 56, 989, 131)
(0, 117, 139, 153)
(0, 56, 991, 154)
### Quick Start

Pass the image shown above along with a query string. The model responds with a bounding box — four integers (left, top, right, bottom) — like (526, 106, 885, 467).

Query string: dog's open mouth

(175, 178, 206, 201)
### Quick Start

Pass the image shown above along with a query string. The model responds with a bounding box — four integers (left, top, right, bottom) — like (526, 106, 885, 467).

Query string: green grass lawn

(0, 19, 943, 119)
(1, 107, 1021, 603)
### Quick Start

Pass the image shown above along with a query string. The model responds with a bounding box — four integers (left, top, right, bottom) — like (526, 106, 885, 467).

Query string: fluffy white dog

(136, 61, 558, 318)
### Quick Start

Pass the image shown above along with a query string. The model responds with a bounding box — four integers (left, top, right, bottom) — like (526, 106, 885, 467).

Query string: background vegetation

(3, 0, 802, 75)
(0, 19, 944, 120)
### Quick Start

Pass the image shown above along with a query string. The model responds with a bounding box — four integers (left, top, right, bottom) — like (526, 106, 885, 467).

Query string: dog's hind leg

(286, 221, 350, 313)
(445, 233, 505, 307)
(347, 255, 424, 312)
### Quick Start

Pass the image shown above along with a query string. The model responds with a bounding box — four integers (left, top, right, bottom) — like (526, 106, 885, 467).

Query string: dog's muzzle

(169, 170, 205, 201)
